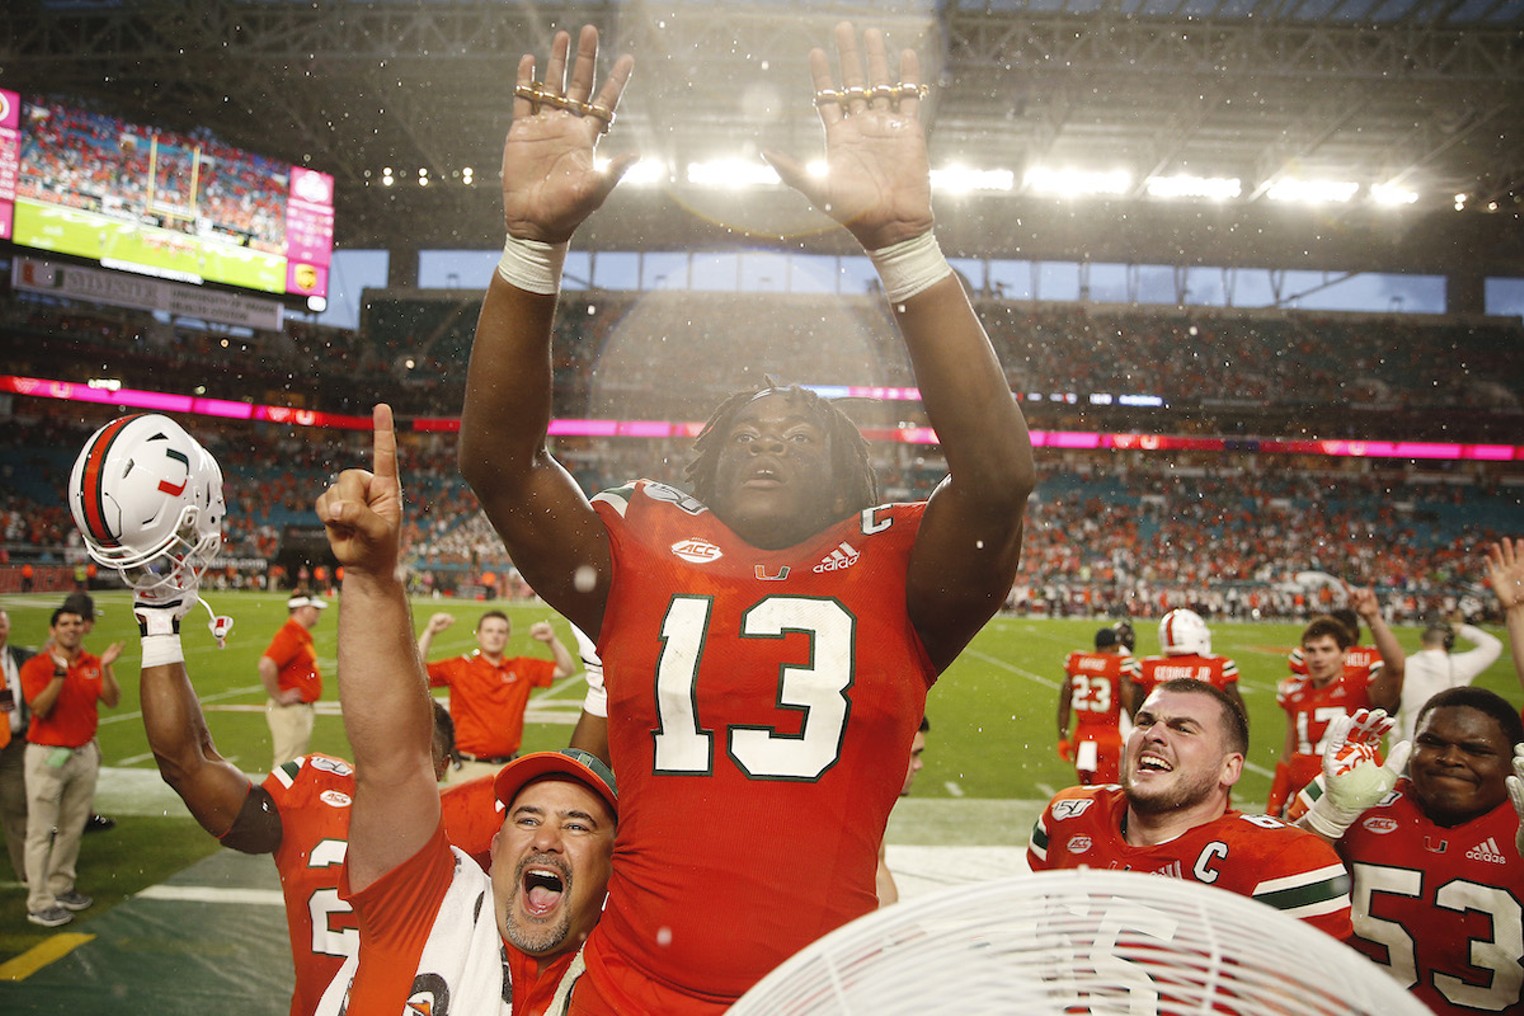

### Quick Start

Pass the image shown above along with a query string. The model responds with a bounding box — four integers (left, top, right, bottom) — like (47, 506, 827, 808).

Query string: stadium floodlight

(686, 158, 780, 189)
(1266, 178, 1359, 204)
(1025, 166, 1132, 198)
(731, 870, 1429, 1016)
(1145, 174, 1242, 201)
(596, 157, 669, 187)
(930, 165, 1016, 194)
(1371, 182, 1418, 206)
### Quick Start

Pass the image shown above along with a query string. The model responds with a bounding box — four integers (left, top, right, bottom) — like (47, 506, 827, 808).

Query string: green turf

(0, 589, 1518, 963)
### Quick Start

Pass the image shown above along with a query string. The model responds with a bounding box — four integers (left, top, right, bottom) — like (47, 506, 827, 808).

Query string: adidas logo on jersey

(1466, 837, 1509, 865)
(1150, 861, 1185, 880)
(813, 541, 860, 573)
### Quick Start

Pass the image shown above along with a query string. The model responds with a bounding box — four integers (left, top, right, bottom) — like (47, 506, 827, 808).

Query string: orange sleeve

(342, 820, 455, 1011)
(19, 654, 54, 706)
(263, 624, 297, 667)
(425, 658, 454, 689)
(528, 656, 557, 689)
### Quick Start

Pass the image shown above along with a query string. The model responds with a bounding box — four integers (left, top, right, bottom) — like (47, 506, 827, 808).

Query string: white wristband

(141, 633, 185, 668)
(868, 231, 952, 305)
(497, 234, 568, 295)
(1303, 794, 1361, 841)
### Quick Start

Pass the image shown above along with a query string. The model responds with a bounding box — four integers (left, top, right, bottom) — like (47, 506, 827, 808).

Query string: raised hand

(1343, 581, 1381, 622)
(529, 620, 556, 642)
(503, 25, 636, 243)
(1487, 538, 1524, 611)
(316, 404, 402, 578)
(425, 612, 456, 635)
(1299, 708, 1410, 840)
(1508, 745, 1524, 858)
(766, 23, 933, 250)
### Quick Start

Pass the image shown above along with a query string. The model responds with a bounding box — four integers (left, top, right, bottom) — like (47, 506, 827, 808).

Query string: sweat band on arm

(868, 231, 952, 305)
(497, 234, 569, 295)
(140, 633, 185, 668)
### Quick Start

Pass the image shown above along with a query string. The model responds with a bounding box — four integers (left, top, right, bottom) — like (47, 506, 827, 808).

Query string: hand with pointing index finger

(316, 404, 403, 578)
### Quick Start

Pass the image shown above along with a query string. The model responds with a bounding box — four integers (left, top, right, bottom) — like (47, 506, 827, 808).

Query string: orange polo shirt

(20, 651, 107, 748)
(264, 617, 322, 704)
(426, 652, 555, 758)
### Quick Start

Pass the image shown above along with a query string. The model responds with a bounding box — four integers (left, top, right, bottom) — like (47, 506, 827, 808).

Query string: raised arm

(767, 24, 1034, 669)
(1346, 581, 1404, 711)
(1486, 538, 1524, 689)
(529, 620, 577, 679)
(317, 404, 438, 893)
(459, 26, 635, 640)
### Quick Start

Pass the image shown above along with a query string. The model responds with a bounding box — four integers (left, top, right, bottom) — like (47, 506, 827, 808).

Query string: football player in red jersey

(1299, 688, 1524, 1015)
(1030, 678, 1353, 939)
(136, 618, 498, 1016)
(1132, 608, 1246, 725)
(458, 22, 1034, 1013)
(1030, 679, 1353, 944)
(1058, 627, 1139, 784)
(1269, 602, 1404, 817)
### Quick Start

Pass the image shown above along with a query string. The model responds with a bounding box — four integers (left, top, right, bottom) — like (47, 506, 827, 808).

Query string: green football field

(0, 588, 1518, 968)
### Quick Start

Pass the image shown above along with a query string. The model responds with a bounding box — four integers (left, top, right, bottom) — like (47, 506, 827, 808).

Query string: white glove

(572, 624, 607, 718)
(1303, 708, 1410, 840)
(1507, 745, 1524, 860)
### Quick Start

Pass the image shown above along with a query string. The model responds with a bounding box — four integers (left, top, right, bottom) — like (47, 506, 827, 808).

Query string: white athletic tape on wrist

(141, 633, 185, 668)
(868, 231, 952, 304)
(497, 235, 569, 295)
(1303, 794, 1362, 840)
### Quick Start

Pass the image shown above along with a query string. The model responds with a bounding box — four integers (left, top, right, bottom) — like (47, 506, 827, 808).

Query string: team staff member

(312, 405, 616, 1016)
(1030, 679, 1353, 940)
(418, 610, 576, 782)
(1269, 593, 1402, 817)
(1392, 617, 1501, 745)
(1058, 627, 1139, 785)
(261, 592, 327, 768)
(461, 23, 1033, 1011)
(0, 609, 35, 883)
(1299, 690, 1524, 1015)
(19, 606, 121, 927)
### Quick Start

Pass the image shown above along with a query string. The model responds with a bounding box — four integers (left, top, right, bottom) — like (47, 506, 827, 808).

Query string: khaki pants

(24, 740, 99, 913)
(266, 700, 316, 769)
(0, 735, 30, 882)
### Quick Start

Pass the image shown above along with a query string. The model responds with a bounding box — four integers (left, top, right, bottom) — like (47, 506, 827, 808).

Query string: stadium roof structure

(4, 0, 1523, 294)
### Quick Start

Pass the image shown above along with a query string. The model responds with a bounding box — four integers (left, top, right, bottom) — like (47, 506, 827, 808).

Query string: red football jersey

(262, 753, 360, 1016)
(1028, 785, 1353, 940)
(260, 756, 504, 1015)
(1288, 643, 1383, 678)
(1134, 652, 1239, 701)
(1338, 779, 1524, 1014)
(1277, 664, 1375, 795)
(585, 481, 935, 1008)
(1065, 651, 1139, 730)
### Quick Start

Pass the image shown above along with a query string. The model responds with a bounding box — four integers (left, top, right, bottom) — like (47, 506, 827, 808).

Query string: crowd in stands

(6, 288, 1520, 442)
(2, 397, 1517, 621)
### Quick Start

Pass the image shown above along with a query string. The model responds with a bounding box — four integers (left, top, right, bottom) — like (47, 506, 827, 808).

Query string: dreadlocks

(684, 383, 879, 516)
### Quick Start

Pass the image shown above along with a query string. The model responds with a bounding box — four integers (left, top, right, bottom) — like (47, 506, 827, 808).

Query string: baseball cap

(1094, 627, 1119, 649)
(61, 592, 97, 620)
(494, 748, 618, 816)
(287, 594, 328, 610)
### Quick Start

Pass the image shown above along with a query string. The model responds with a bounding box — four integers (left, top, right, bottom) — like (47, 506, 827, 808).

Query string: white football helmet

(68, 414, 225, 593)
(1159, 608, 1211, 656)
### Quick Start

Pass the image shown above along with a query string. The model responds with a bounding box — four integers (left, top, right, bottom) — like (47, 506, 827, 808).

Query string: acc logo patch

(671, 538, 723, 564)
(1051, 798, 1094, 821)
(1066, 835, 1093, 855)
(320, 790, 353, 809)
(1361, 816, 1399, 835)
